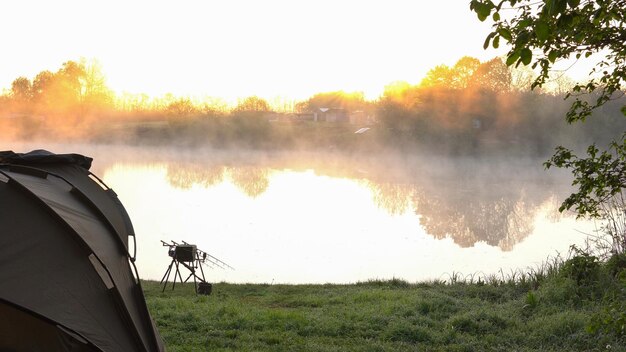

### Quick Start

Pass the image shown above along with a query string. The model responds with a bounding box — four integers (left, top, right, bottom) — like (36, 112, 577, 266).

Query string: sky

(0, 0, 503, 102)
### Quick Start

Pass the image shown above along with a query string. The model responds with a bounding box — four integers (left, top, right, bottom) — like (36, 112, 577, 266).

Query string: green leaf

(492, 12, 500, 21)
(544, 0, 554, 15)
(535, 21, 550, 42)
(518, 19, 532, 28)
(515, 31, 530, 48)
(506, 50, 521, 66)
(557, 13, 573, 28)
(493, 35, 500, 48)
(554, 0, 567, 14)
(567, 0, 580, 7)
(520, 48, 533, 65)
(548, 50, 558, 63)
(483, 32, 496, 50)
(547, 0, 566, 15)
(474, 2, 492, 21)
(574, 32, 585, 42)
(498, 28, 512, 41)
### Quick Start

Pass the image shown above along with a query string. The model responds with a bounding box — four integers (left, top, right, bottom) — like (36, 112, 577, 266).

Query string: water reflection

(165, 163, 270, 198)
(158, 159, 568, 252)
(166, 164, 225, 189)
(414, 188, 537, 251)
(228, 167, 270, 198)
(366, 182, 416, 216)
(412, 163, 569, 251)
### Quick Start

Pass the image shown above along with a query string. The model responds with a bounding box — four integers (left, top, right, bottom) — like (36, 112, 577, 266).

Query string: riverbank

(143, 257, 626, 351)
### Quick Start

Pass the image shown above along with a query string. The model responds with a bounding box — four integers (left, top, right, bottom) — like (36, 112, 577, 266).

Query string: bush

(555, 248, 607, 300)
(537, 277, 579, 306)
(588, 300, 626, 338)
(605, 252, 626, 278)
(559, 249, 600, 287)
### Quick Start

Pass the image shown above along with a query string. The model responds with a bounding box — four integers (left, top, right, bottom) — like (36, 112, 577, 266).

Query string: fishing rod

(161, 240, 234, 270)
(182, 240, 235, 270)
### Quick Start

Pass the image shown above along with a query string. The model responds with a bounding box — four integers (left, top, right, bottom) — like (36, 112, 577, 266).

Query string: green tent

(0, 150, 165, 352)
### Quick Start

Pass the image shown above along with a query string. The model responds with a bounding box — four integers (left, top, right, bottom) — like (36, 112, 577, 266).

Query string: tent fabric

(0, 150, 165, 352)
(0, 299, 100, 352)
(2, 156, 133, 250)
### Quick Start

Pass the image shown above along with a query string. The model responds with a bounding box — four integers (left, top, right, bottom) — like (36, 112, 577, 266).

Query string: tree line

(1, 56, 623, 154)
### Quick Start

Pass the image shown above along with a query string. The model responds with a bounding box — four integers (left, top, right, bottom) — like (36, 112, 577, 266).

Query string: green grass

(143, 255, 626, 352)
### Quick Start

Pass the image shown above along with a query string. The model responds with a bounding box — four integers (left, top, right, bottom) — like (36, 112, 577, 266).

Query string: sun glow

(0, 0, 500, 103)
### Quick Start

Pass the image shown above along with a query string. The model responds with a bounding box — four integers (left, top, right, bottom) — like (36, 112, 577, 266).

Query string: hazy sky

(0, 0, 502, 101)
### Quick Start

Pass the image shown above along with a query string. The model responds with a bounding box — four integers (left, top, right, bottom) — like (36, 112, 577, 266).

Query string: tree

(452, 56, 481, 89)
(420, 57, 510, 91)
(509, 65, 536, 91)
(381, 81, 421, 110)
(233, 96, 271, 114)
(10, 77, 32, 103)
(420, 65, 454, 88)
(297, 91, 367, 112)
(382, 81, 412, 98)
(470, 57, 512, 92)
(57, 60, 85, 106)
(377, 82, 422, 134)
(545, 74, 576, 96)
(26, 59, 113, 116)
(470, 0, 626, 246)
(31, 70, 55, 110)
(165, 98, 199, 117)
(80, 59, 114, 110)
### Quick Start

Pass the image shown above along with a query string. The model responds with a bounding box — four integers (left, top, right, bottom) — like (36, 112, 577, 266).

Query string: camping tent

(0, 150, 165, 352)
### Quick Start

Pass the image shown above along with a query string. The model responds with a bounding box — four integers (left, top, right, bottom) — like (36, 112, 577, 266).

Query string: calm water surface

(92, 149, 594, 284)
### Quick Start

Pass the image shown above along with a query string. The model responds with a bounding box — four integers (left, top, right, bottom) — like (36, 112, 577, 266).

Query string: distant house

(314, 108, 348, 123)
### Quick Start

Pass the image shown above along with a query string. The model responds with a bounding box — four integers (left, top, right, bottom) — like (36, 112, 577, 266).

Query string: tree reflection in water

(365, 181, 417, 216)
(411, 160, 568, 251)
(165, 162, 270, 198)
(161, 154, 568, 251)
(166, 163, 225, 189)
(414, 188, 538, 251)
(227, 167, 270, 198)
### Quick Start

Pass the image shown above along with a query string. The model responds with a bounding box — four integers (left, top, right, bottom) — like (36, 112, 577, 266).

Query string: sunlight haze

(0, 0, 499, 101)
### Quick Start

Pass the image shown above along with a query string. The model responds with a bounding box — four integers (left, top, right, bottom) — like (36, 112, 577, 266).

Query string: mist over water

(4, 142, 594, 283)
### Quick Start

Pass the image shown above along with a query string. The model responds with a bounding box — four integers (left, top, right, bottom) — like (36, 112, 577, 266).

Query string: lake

(7, 143, 597, 284)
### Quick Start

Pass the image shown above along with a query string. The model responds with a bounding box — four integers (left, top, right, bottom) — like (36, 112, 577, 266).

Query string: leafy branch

(545, 135, 626, 218)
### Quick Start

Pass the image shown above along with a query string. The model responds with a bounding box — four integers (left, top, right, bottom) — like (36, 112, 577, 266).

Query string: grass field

(143, 255, 626, 351)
